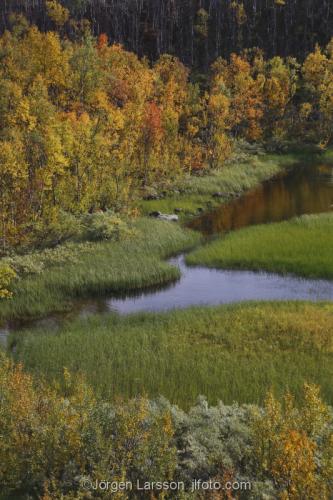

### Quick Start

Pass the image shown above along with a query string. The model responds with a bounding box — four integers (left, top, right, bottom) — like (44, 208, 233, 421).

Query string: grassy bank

(321, 147, 333, 164)
(186, 213, 333, 280)
(0, 219, 200, 323)
(139, 150, 321, 218)
(11, 302, 333, 408)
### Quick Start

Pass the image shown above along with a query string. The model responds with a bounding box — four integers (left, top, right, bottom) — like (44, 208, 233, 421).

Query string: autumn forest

(1, 1, 333, 250)
(1, 1, 333, 499)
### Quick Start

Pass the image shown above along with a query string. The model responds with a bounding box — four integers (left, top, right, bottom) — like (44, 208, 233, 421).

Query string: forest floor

(11, 301, 333, 408)
(186, 213, 333, 280)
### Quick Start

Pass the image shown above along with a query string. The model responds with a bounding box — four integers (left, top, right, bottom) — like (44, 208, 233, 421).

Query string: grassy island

(186, 213, 333, 280)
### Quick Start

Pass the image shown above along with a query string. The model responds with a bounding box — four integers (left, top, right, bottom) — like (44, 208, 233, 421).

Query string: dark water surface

(189, 162, 333, 234)
(2, 161, 333, 339)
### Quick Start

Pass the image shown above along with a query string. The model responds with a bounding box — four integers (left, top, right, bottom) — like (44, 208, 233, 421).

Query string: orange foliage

(97, 32, 108, 51)
(144, 101, 163, 144)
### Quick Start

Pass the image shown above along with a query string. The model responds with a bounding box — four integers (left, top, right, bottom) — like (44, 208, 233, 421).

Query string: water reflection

(107, 162, 333, 312)
(107, 255, 333, 314)
(2, 162, 333, 338)
(189, 163, 333, 235)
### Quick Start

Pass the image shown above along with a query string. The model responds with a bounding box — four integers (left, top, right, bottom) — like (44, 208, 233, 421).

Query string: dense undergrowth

(1, 350, 333, 499)
(186, 213, 333, 279)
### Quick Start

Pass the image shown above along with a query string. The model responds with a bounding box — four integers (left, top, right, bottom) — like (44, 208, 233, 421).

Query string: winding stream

(1, 160, 333, 339)
(106, 161, 333, 313)
(189, 161, 333, 234)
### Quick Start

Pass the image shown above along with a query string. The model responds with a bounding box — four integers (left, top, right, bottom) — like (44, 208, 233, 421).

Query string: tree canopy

(1, 1, 333, 68)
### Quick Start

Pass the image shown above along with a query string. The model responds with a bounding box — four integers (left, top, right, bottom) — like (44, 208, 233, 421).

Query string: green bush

(0, 265, 16, 299)
(31, 210, 83, 247)
(3, 243, 94, 278)
(82, 210, 135, 242)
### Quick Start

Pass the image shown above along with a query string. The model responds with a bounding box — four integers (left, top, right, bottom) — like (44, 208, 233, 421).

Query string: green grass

(11, 302, 333, 409)
(139, 151, 320, 218)
(321, 147, 333, 164)
(186, 213, 333, 280)
(0, 218, 200, 322)
(1, 148, 328, 324)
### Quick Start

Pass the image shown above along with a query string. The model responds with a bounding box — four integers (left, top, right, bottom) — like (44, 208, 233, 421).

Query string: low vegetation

(0, 218, 200, 322)
(1, 351, 333, 499)
(11, 302, 333, 407)
(186, 213, 333, 280)
(140, 151, 300, 218)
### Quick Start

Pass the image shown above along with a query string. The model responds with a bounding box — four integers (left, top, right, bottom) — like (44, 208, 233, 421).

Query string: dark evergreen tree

(1, 1, 333, 67)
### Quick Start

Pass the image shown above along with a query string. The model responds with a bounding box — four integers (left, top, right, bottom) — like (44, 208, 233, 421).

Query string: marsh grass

(139, 151, 320, 217)
(186, 213, 333, 280)
(12, 302, 333, 409)
(321, 148, 333, 164)
(0, 218, 200, 322)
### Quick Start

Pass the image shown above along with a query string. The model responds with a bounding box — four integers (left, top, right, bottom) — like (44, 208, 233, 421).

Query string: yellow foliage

(46, 0, 69, 27)
(1, 16, 333, 249)
(0, 265, 16, 298)
(252, 384, 333, 499)
(230, 2, 247, 25)
(0, 352, 177, 498)
(272, 430, 318, 499)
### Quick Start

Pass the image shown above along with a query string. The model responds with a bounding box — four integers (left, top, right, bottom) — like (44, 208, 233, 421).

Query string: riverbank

(11, 301, 333, 408)
(1, 147, 332, 324)
(0, 219, 200, 323)
(0, 149, 304, 324)
(186, 213, 333, 280)
(139, 147, 327, 220)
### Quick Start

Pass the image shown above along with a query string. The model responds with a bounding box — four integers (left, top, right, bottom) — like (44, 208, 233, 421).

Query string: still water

(103, 161, 333, 313)
(107, 255, 333, 314)
(2, 161, 333, 338)
(189, 162, 333, 234)
(103, 161, 332, 313)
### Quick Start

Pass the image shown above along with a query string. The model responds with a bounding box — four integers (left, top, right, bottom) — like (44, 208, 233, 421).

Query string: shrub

(4, 255, 45, 277)
(82, 210, 134, 242)
(0, 265, 17, 299)
(0, 353, 177, 498)
(252, 384, 333, 499)
(1, 362, 333, 497)
(31, 210, 83, 248)
(2, 243, 94, 278)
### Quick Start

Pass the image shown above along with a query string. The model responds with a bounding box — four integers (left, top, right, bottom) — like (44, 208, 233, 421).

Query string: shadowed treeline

(1, 0, 333, 67)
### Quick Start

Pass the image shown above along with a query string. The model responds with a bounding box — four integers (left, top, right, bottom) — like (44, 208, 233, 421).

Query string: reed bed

(186, 213, 333, 279)
(12, 302, 333, 409)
